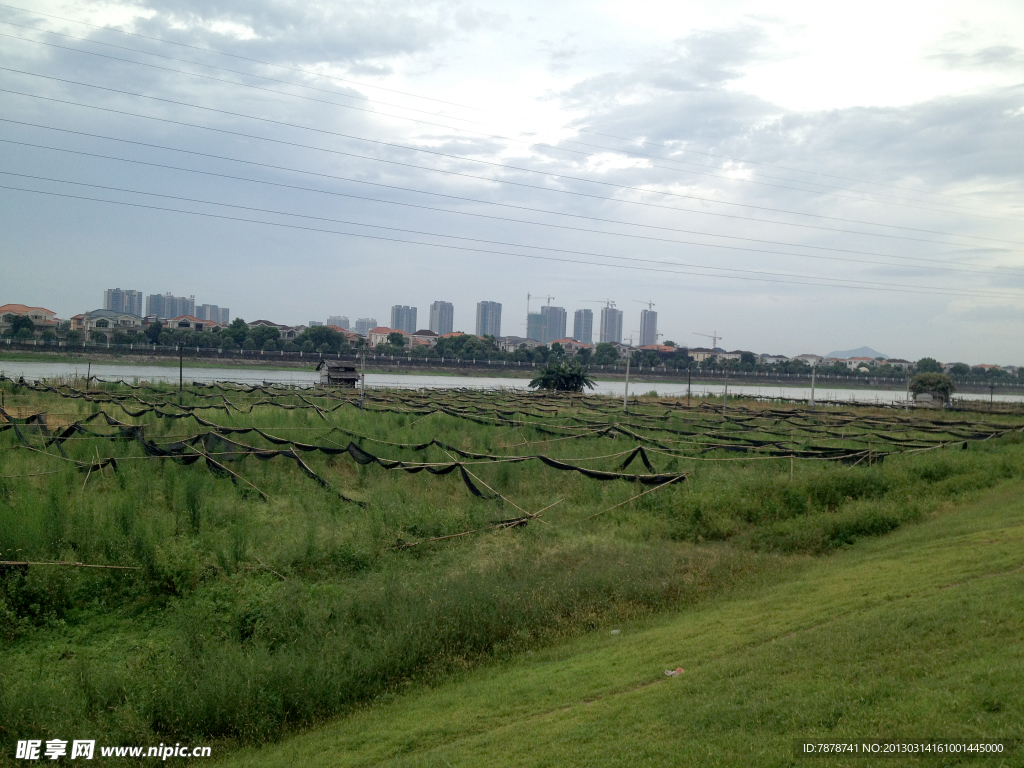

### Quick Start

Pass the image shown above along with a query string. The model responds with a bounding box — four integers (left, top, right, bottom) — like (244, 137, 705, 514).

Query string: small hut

(316, 360, 360, 388)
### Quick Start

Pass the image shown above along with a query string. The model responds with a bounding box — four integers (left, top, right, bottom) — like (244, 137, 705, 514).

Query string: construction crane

(633, 300, 655, 310)
(583, 299, 617, 308)
(526, 293, 555, 315)
(695, 331, 722, 349)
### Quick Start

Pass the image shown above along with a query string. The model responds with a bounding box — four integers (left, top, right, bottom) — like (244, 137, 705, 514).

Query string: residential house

(550, 337, 592, 355)
(636, 343, 677, 360)
(70, 309, 144, 341)
(167, 315, 224, 333)
(246, 320, 305, 340)
(497, 335, 543, 353)
(411, 329, 439, 348)
(884, 358, 914, 371)
(844, 357, 877, 370)
(760, 354, 790, 365)
(368, 327, 410, 348)
(0, 304, 60, 336)
(793, 354, 823, 366)
(688, 347, 717, 363)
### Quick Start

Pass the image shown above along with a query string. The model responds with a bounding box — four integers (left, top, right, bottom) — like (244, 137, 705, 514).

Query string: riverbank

(2, 347, 1021, 395)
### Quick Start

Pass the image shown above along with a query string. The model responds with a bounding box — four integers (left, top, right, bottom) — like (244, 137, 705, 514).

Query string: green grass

(216, 483, 1024, 768)
(0, 381, 1022, 765)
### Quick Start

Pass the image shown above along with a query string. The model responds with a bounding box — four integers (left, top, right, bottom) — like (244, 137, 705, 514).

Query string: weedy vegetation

(0, 375, 1022, 761)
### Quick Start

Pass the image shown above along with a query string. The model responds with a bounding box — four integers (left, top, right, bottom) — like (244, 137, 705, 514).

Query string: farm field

(1, 376, 1023, 764)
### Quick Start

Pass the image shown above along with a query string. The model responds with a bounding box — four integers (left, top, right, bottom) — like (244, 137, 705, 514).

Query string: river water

(2, 359, 1021, 404)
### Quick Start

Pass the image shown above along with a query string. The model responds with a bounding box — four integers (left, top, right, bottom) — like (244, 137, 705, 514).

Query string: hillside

(218, 483, 1023, 767)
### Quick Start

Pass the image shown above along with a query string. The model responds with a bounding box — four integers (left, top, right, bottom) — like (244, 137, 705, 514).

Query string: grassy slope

(219, 484, 1024, 768)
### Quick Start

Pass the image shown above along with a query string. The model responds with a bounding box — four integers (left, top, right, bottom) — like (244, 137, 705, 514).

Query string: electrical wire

(2, 66, 1019, 247)
(0, 25, 1008, 222)
(1, 181, 1019, 300)
(3, 84, 1020, 254)
(3, 134, 1019, 278)
(0, 0, 997, 204)
(8, 168, 1019, 293)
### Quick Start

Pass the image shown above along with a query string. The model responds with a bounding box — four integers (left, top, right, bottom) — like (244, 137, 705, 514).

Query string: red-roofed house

(368, 327, 410, 348)
(550, 337, 592, 355)
(0, 304, 59, 337)
(168, 315, 224, 332)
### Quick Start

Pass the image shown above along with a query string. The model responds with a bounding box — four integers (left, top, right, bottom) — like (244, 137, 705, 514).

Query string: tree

(916, 357, 942, 373)
(529, 359, 596, 392)
(740, 351, 757, 367)
(226, 318, 249, 346)
(387, 331, 406, 347)
(3, 314, 34, 338)
(592, 343, 620, 366)
(949, 363, 971, 377)
(298, 325, 347, 354)
(144, 321, 163, 345)
(909, 372, 954, 402)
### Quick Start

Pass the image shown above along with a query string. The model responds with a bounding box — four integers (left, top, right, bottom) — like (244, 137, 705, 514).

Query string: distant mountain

(826, 346, 890, 360)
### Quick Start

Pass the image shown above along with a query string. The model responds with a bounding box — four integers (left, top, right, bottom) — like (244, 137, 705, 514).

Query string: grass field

(1, 376, 1021, 765)
(217, 482, 1024, 767)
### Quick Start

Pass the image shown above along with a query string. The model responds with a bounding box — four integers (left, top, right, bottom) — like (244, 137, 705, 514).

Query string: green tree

(909, 372, 954, 402)
(387, 331, 406, 347)
(144, 321, 163, 344)
(3, 314, 34, 338)
(529, 360, 596, 392)
(245, 325, 281, 349)
(949, 363, 971, 377)
(297, 325, 347, 354)
(592, 343, 619, 366)
(916, 357, 942, 373)
(226, 318, 249, 346)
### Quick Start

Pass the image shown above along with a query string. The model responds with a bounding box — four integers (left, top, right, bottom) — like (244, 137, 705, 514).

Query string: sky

(0, 0, 1022, 364)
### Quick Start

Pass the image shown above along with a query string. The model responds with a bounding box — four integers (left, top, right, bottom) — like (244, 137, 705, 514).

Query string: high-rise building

(540, 305, 566, 344)
(390, 305, 417, 334)
(103, 288, 143, 316)
(354, 318, 377, 336)
(526, 313, 545, 343)
(146, 293, 195, 319)
(573, 309, 593, 344)
(475, 301, 501, 337)
(327, 315, 349, 329)
(599, 306, 623, 344)
(430, 301, 455, 335)
(639, 309, 658, 346)
(196, 304, 230, 325)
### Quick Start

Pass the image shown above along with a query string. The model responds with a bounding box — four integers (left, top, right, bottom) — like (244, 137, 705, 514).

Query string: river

(2, 359, 1021, 404)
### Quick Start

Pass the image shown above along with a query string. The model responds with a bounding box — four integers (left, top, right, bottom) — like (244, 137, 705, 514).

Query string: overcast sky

(1, 0, 1022, 363)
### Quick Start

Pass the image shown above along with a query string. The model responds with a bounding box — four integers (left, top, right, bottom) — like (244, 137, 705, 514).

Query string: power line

(3, 181, 1016, 300)
(3, 81, 1020, 252)
(8, 168, 1018, 297)
(0, 1, 995, 205)
(4, 65, 1013, 244)
(4, 131, 1019, 278)
(0, 25, 1006, 222)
